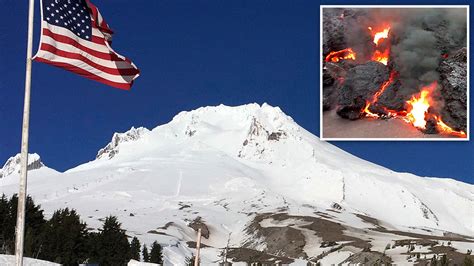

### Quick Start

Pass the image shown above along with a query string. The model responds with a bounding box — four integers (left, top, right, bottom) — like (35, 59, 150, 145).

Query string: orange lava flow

(435, 116, 467, 138)
(369, 26, 391, 65)
(373, 28, 390, 45)
(401, 82, 466, 137)
(363, 71, 397, 118)
(325, 48, 356, 63)
(372, 49, 390, 65)
(405, 89, 432, 129)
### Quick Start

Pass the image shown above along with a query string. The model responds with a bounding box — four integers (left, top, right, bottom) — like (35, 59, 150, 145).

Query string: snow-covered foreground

(0, 255, 60, 266)
(1, 103, 473, 265)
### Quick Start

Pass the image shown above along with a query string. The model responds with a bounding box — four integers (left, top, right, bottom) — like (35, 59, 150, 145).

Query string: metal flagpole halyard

(15, 0, 35, 265)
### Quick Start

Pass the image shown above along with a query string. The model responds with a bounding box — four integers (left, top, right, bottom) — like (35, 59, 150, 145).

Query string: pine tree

(130, 237, 141, 261)
(149, 241, 163, 264)
(142, 244, 150, 262)
(92, 216, 131, 266)
(0, 194, 9, 253)
(24, 196, 46, 258)
(1, 194, 45, 256)
(39, 208, 89, 265)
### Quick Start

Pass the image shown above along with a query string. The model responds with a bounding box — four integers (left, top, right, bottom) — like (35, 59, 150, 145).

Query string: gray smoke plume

(390, 8, 467, 91)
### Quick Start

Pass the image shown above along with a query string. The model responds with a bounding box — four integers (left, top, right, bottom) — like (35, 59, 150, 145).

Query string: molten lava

(325, 48, 356, 63)
(369, 26, 391, 65)
(363, 71, 397, 118)
(373, 28, 390, 45)
(372, 49, 390, 65)
(364, 80, 467, 138)
(405, 89, 432, 129)
(435, 116, 467, 138)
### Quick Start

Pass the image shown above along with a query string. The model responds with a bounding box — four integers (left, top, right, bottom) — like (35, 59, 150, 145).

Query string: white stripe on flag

(40, 36, 134, 69)
(35, 50, 136, 84)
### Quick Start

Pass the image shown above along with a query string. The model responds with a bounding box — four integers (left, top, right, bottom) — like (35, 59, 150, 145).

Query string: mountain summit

(0, 153, 45, 178)
(1, 104, 472, 265)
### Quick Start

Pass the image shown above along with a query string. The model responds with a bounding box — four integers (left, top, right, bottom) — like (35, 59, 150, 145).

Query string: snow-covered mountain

(0, 153, 48, 178)
(0, 103, 472, 265)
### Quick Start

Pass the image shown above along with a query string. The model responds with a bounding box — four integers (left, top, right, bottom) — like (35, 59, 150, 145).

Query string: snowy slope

(0, 103, 472, 265)
(0, 255, 59, 266)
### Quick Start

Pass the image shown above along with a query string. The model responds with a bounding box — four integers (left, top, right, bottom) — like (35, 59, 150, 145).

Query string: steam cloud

(389, 9, 467, 91)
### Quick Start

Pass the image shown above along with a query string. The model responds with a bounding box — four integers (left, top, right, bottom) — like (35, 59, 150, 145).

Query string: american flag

(33, 0, 140, 90)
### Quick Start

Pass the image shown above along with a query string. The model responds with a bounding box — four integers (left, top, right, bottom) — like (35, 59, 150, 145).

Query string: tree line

(0, 194, 163, 265)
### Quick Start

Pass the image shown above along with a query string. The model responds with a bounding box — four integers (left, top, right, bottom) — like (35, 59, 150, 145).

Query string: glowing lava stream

(405, 88, 432, 129)
(363, 79, 467, 138)
(363, 71, 397, 118)
(325, 48, 356, 63)
(369, 26, 391, 65)
(403, 82, 467, 137)
(373, 28, 390, 45)
(436, 117, 467, 138)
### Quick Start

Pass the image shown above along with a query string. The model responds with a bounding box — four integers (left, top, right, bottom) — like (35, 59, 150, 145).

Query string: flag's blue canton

(43, 0, 92, 40)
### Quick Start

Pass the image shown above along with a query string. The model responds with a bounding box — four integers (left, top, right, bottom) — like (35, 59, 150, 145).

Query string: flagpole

(15, 0, 35, 265)
(194, 228, 201, 266)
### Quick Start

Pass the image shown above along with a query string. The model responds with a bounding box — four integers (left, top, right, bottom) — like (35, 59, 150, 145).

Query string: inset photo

(321, 6, 469, 140)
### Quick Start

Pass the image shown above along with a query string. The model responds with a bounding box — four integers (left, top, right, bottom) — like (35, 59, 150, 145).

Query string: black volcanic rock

(336, 61, 389, 119)
(438, 48, 467, 132)
(323, 68, 336, 111)
(322, 8, 347, 56)
(376, 79, 407, 113)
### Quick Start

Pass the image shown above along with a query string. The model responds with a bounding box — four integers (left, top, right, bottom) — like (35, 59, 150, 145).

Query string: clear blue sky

(0, 0, 472, 184)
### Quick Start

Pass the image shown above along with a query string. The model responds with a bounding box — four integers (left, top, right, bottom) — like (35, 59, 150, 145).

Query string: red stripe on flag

(35, 57, 133, 90)
(85, 0, 114, 35)
(42, 28, 121, 61)
(39, 43, 140, 76)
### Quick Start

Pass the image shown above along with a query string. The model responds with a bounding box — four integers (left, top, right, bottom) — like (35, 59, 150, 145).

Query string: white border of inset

(320, 5, 470, 141)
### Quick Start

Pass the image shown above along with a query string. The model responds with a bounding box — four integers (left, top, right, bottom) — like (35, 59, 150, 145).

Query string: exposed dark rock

(0, 153, 45, 178)
(320, 241, 338, 248)
(188, 216, 210, 239)
(322, 8, 347, 56)
(323, 62, 351, 111)
(423, 117, 439, 134)
(336, 61, 389, 119)
(438, 47, 467, 132)
(96, 127, 149, 160)
(244, 214, 306, 259)
(394, 239, 437, 247)
(336, 97, 366, 120)
(322, 8, 373, 59)
(186, 241, 211, 249)
(226, 247, 294, 264)
(267, 131, 286, 141)
(244, 213, 371, 261)
(376, 79, 408, 113)
(342, 251, 392, 265)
